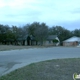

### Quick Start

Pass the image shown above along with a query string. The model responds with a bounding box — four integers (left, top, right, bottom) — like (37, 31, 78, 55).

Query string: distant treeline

(0, 22, 80, 45)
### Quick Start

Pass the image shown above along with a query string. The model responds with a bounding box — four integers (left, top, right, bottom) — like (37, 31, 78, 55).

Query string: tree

(53, 39, 59, 43)
(11, 26, 25, 40)
(52, 39, 59, 46)
(26, 22, 49, 45)
(0, 25, 4, 42)
(72, 29, 80, 37)
(23, 24, 29, 35)
(34, 22, 48, 45)
(27, 22, 40, 36)
(11, 26, 19, 40)
(48, 26, 72, 45)
(0, 25, 11, 42)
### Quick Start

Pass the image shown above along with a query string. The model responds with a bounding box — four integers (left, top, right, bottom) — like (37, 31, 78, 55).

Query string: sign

(73, 73, 80, 80)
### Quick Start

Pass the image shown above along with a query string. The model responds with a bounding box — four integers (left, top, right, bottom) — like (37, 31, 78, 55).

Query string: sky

(0, 0, 80, 30)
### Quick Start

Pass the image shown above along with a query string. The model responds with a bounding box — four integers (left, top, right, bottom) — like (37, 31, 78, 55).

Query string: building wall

(63, 41, 78, 46)
(43, 40, 53, 46)
(24, 40, 27, 45)
(43, 40, 60, 46)
(31, 41, 37, 45)
(43, 37, 60, 46)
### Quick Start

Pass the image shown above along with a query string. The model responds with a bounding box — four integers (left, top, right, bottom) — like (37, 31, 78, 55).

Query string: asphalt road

(0, 47, 80, 76)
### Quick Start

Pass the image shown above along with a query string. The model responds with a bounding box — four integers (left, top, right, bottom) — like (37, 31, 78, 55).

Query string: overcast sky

(0, 0, 80, 30)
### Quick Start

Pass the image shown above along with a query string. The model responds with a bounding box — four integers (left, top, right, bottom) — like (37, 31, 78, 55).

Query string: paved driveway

(0, 47, 80, 76)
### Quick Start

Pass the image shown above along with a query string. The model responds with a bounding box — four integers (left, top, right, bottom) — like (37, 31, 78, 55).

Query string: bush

(52, 39, 58, 43)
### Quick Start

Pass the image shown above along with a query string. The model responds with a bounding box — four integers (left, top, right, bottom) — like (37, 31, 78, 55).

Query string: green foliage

(27, 22, 48, 45)
(72, 29, 80, 37)
(48, 26, 72, 45)
(52, 39, 58, 43)
(0, 23, 80, 45)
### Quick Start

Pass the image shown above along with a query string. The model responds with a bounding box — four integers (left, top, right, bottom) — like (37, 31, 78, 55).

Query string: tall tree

(72, 29, 80, 37)
(11, 26, 19, 40)
(26, 22, 49, 45)
(48, 26, 72, 44)
(23, 24, 30, 36)
(27, 22, 40, 36)
(0, 24, 5, 42)
(34, 22, 48, 45)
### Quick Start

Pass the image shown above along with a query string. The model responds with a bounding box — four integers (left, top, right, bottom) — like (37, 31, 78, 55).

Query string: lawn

(0, 58, 80, 80)
(0, 45, 53, 51)
(0, 45, 37, 51)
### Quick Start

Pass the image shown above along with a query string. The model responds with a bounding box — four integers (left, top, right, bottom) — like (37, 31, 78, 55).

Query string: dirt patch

(0, 45, 54, 51)
(0, 45, 35, 51)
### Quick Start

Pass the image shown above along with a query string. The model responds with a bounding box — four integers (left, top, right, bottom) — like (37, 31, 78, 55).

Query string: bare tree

(34, 22, 48, 45)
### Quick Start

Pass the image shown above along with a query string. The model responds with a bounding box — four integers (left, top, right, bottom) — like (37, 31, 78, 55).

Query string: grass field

(0, 45, 43, 51)
(0, 45, 78, 51)
(0, 45, 54, 51)
(0, 58, 80, 80)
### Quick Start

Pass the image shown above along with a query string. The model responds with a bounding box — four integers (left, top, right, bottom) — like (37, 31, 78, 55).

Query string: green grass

(0, 58, 80, 80)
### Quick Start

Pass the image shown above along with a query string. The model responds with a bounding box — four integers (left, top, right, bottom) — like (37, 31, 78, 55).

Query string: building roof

(17, 35, 58, 41)
(63, 36, 80, 42)
(47, 35, 57, 40)
(17, 35, 34, 41)
(23, 35, 29, 40)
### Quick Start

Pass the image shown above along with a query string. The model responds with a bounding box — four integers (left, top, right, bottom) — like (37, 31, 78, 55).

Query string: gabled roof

(17, 35, 34, 41)
(23, 35, 29, 40)
(47, 35, 57, 40)
(63, 36, 80, 42)
(17, 35, 58, 41)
